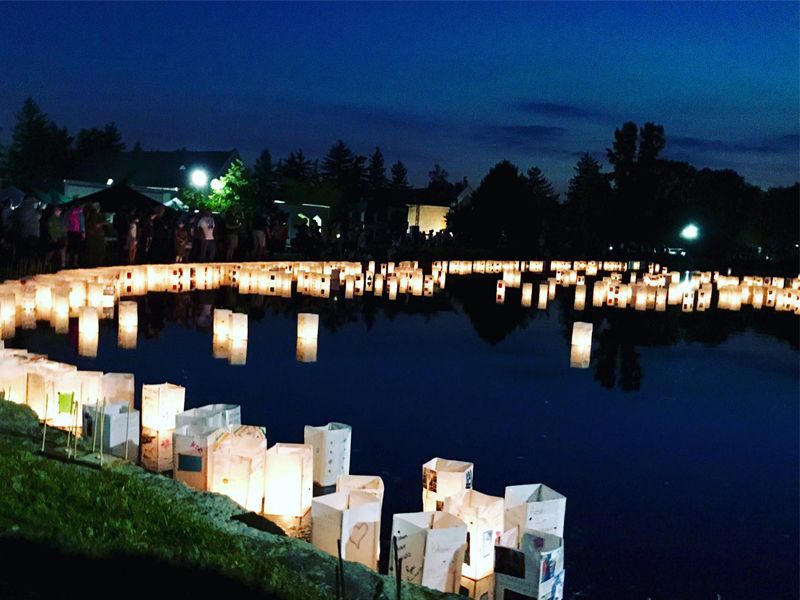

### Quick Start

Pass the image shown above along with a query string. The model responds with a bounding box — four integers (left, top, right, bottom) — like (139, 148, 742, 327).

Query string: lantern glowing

(101, 372, 135, 408)
(264, 443, 314, 517)
(142, 382, 186, 431)
(336, 474, 385, 504)
(422, 457, 475, 512)
(496, 281, 505, 304)
(230, 312, 248, 341)
(229, 339, 248, 365)
(388, 511, 467, 593)
(591, 280, 606, 307)
(296, 337, 318, 363)
(51, 287, 69, 333)
(537, 283, 548, 310)
(173, 424, 227, 491)
(118, 301, 138, 330)
(443, 489, 504, 580)
(574, 285, 586, 311)
(521, 283, 533, 308)
(374, 274, 384, 296)
(570, 344, 591, 368)
(297, 313, 319, 341)
(571, 322, 593, 348)
(304, 422, 352, 487)
(209, 425, 267, 512)
(78, 307, 99, 357)
(213, 309, 232, 339)
(312, 490, 382, 569)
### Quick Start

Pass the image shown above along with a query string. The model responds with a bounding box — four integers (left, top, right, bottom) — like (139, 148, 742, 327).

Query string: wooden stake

(40, 393, 49, 453)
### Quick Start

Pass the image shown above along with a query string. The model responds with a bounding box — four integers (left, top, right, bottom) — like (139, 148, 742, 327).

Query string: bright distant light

(210, 178, 223, 192)
(190, 169, 209, 188)
(608, 245, 613, 251)
(680, 223, 699, 241)
(106, 178, 114, 186)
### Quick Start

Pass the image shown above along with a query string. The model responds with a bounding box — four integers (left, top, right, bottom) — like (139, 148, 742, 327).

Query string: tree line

(1, 98, 796, 262)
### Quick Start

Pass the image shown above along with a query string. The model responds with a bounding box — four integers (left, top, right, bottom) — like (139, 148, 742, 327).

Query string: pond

(5, 275, 799, 600)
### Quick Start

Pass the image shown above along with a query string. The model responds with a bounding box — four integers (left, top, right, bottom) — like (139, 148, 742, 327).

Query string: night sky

(1, 2, 797, 192)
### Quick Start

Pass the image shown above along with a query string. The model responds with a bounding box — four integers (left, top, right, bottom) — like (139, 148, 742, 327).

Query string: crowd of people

(1, 194, 457, 273)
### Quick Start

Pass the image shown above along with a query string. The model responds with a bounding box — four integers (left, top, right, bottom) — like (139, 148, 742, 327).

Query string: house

(404, 183, 473, 235)
(64, 150, 239, 204)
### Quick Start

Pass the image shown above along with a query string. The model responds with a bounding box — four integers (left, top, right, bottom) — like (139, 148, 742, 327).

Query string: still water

(8, 278, 799, 600)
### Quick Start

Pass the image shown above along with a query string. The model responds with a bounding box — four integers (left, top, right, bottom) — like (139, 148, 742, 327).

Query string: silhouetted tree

(565, 154, 612, 254)
(366, 147, 388, 191)
(390, 160, 410, 189)
(277, 150, 313, 182)
(2, 98, 72, 190)
(74, 122, 125, 160)
(252, 147, 276, 210)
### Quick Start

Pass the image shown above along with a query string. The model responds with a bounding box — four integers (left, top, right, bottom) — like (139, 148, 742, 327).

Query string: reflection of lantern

(78, 307, 99, 357)
(142, 383, 186, 431)
(230, 312, 248, 341)
(229, 339, 247, 365)
(296, 337, 318, 363)
(213, 309, 232, 339)
(264, 443, 314, 517)
(118, 301, 138, 329)
(312, 490, 382, 569)
(388, 276, 398, 300)
(655, 287, 668, 312)
(521, 283, 533, 308)
(51, 287, 70, 333)
(374, 274, 384, 297)
(422, 457, 475, 512)
(591, 280, 606, 307)
(538, 283, 548, 310)
(681, 290, 695, 312)
(496, 281, 505, 304)
(388, 511, 467, 593)
(297, 313, 319, 341)
(443, 489, 504, 580)
(547, 278, 556, 300)
(87, 282, 104, 308)
(304, 422, 352, 487)
(336, 474, 385, 504)
(570, 344, 591, 368)
(633, 284, 647, 311)
(504, 483, 566, 539)
(571, 322, 593, 347)
(423, 274, 434, 297)
(574, 285, 586, 311)
(118, 326, 137, 350)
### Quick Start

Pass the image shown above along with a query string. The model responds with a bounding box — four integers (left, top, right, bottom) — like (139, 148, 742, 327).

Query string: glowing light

(680, 223, 699, 240)
(210, 178, 223, 192)
(106, 178, 114, 186)
(190, 168, 209, 188)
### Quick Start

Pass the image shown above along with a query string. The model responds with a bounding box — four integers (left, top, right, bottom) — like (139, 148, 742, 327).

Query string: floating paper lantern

(118, 326, 137, 350)
(142, 382, 186, 431)
(297, 313, 319, 341)
(571, 322, 592, 348)
(443, 489, 504, 580)
(521, 283, 533, 308)
(304, 422, 352, 487)
(682, 289, 695, 312)
(422, 457, 475, 512)
(118, 300, 138, 329)
(388, 276, 398, 300)
(591, 280, 606, 307)
(374, 274, 384, 296)
(87, 282, 103, 308)
(537, 283, 548, 310)
(496, 281, 505, 304)
(213, 308, 232, 339)
(210, 425, 267, 512)
(78, 307, 99, 357)
(570, 344, 590, 369)
(495, 530, 564, 600)
(229, 339, 248, 365)
(574, 285, 586, 311)
(336, 475, 385, 504)
(51, 287, 69, 333)
(388, 511, 467, 593)
(504, 483, 566, 540)
(423, 274, 434, 297)
(230, 312, 248, 341)
(34, 285, 52, 320)
(312, 490, 382, 569)
(264, 443, 314, 517)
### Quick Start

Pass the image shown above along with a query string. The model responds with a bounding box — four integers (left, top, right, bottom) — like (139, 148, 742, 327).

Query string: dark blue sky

(1, 2, 797, 192)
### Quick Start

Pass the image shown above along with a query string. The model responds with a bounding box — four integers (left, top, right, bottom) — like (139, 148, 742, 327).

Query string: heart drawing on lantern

(348, 522, 369, 549)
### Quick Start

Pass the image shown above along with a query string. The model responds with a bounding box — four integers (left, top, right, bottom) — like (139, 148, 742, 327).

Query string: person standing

(224, 209, 241, 261)
(47, 206, 67, 268)
(84, 203, 106, 266)
(174, 221, 189, 263)
(252, 213, 267, 260)
(197, 211, 216, 261)
(65, 204, 84, 267)
(126, 215, 139, 264)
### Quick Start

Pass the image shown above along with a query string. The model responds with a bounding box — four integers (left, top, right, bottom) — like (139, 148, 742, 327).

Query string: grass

(0, 400, 453, 600)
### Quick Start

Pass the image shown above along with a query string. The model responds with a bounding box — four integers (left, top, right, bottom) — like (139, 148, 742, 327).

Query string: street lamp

(190, 168, 209, 188)
(680, 223, 699, 241)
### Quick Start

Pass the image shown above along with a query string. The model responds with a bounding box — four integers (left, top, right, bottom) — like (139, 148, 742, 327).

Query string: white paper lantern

(296, 337, 318, 363)
(297, 313, 319, 341)
(422, 457, 475, 512)
(443, 489, 504, 580)
(569, 344, 590, 369)
(388, 511, 467, 593)
(496, 281, 505, 304)
(570, 322, 592, 348)
(574, 285, 586, 311)
(495, 530, 564, 600)
(101, 373, 135, 408)
(142, 382, 186, 431)
(173, 423, 227, 491)
(264, 443, 314, 517)
(118, 301, 138, 330)
(504, 483, 566, 540)
(209, 425, 267, 512)
(312, 490, 382, 569)
(336, 474, 385, 504)
(521, 283, 533, 308)
(304, 422, 352, 487)
(82, 401, 140, 459)
(213, 308, 232, 339)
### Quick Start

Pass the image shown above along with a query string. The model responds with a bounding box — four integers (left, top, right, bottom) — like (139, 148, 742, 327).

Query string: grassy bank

(0, 400, 452, 600)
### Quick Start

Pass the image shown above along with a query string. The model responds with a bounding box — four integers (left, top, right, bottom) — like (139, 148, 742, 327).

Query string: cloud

(518, 101, 611, 121)
(668, 133, 799, 155)
(477, 124, 568, 151)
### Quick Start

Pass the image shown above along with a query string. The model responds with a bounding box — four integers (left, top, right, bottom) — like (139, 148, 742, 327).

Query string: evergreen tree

(277, 149, 313, 182)
(367, 147, 388, 191)
(427, 163, 449, 189)
(74, 122, 125, 161)
(390, 160, 410, 189)
(565, 154, 612, 253)
(3, 98, 72, 190)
